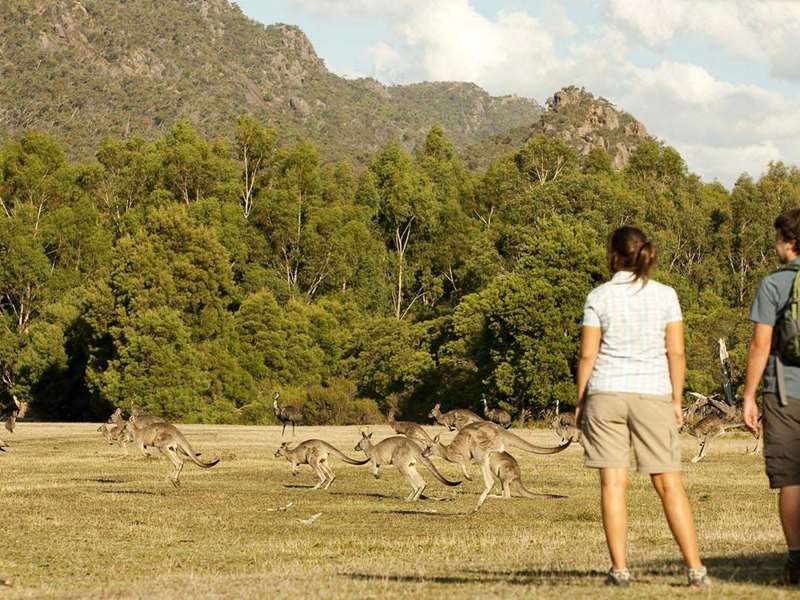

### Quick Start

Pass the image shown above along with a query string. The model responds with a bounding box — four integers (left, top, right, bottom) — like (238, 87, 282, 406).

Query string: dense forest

(1, 117, 797, 424)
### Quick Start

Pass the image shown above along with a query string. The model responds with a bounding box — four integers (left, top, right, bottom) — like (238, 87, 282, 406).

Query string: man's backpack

(777, 264, 800, 366)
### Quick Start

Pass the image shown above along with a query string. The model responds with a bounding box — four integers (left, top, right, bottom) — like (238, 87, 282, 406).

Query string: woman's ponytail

(608, 226, 656, 284)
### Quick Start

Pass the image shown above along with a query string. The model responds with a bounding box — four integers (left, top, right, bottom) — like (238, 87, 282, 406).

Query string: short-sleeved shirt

(748, 258, 800, 399)
(582, 270, 683, 395)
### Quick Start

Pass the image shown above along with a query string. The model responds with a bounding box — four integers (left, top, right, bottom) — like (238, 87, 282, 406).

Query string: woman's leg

(600, 467, 629, 570)
(651, 472, 702, 569)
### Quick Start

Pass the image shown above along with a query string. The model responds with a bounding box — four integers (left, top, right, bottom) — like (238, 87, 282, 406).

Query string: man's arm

(743, 323, 773, 434)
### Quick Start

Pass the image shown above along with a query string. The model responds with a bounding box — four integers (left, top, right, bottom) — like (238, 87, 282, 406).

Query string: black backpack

(777, 264, 800, 366)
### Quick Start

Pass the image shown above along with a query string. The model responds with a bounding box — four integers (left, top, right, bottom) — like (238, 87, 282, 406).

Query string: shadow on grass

(640, 552, 785, 587)
(100, 489, 159, 496)
(370, 509, 468, 517)
(72, 478, 124, 484)
(342, 569, 607, 586)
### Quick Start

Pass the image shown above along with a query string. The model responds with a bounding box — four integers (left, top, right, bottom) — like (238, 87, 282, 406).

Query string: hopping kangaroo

(428, 403, 483, 431)
(124, 417, 219, 487)
(275, 440, 369, 490)
(682, 392, 758, 462)
(542, 408, 581, 444)
(4, 395, 28, 434)
(387, 411, 433, 446)
(354, 432, 461, 501)
(99, 408, 133, 457)
(423, 421, 570, 509)
(481, 398, 512, 428)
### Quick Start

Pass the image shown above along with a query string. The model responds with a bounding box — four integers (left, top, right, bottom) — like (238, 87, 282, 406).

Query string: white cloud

(606, 0, 800, 80)
(677, 141, 784, 185)
(278, 0, 800, 187)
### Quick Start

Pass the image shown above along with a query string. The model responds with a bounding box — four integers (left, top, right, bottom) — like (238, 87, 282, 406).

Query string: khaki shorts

(763, 393, 800, 489)
(581, 391, 681, 474)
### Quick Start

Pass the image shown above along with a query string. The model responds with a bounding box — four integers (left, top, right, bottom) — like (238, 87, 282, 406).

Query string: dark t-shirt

(749, 257, 800, 398)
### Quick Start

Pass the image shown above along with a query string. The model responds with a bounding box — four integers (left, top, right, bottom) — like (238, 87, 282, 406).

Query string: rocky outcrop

(540, 86, 648, 168)
(464, 86, 649, 172)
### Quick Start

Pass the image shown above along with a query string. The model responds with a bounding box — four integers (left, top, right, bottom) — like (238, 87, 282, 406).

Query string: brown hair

(608, 225, 656, 283)
(775, 209, 800, 252)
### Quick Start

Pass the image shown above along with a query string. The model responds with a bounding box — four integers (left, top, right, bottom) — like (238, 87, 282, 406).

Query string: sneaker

(687, 566, 710, 588)
(784, 561, 800, 585)
(605, 567, 631, 587)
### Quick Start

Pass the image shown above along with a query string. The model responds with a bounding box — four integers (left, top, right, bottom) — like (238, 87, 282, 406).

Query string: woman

(574, 226, 708, 588)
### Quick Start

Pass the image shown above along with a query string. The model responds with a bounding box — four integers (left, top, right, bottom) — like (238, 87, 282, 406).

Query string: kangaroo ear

(367, 432, 373, 439)
(434, 434, 440, 443)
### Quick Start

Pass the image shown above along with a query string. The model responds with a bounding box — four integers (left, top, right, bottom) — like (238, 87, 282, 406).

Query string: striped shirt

(582, 271, 683, 395)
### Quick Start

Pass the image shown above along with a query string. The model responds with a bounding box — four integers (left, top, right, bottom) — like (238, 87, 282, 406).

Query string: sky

(236, 0, 800, 188)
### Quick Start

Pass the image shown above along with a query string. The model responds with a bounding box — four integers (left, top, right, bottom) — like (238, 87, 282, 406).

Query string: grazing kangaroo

(273, 392, 302, 437)
(124, 417, 219, 487)
(275, 440, 369, 490)
(423, 421, 570, 509)
(354, 432, 460, 501)
(427, 403, 483, 431)
(387, 411, 434, 446)
(682, 392, 758, 463)
(478, 451, 567, 510)
(481, 398, 512, 428)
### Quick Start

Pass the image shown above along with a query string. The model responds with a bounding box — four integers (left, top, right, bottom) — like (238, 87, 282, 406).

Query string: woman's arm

(742, 323, 772, 434)
(665, 320, 686, 427)
(575, 326, 601, 425)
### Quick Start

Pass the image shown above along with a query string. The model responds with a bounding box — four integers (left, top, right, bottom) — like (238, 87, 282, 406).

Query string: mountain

(463, 86, 650, 171)
(0, 0, 542, 161)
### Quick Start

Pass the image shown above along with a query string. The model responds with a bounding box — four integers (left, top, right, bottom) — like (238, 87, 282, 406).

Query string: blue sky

(236, 0, 800, 187)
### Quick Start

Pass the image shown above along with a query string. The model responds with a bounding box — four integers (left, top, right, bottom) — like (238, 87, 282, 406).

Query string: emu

(273, 392, 302, 437)
(481, 398, 512, 428)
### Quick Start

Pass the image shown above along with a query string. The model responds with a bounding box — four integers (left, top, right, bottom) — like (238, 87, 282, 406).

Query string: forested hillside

(0, 0, 541, 162)
(1, 114, 796, 424)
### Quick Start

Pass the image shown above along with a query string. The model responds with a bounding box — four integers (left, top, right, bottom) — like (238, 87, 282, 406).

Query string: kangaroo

(423, 421, 570, 509)
(427, 403, 483, 431)
(99, 409, 134, 457)
(127, 408, 166, 457)
(273, 392, 302, 437)
(476, 451, 567, 510)
(682, 392, 758, 463)
(4, 395, 28, 434)
(387, 411, 433, 446)
(124, 417, 219, 487)
(541, 407, 581, 444)
(354, 432, 460, 501)
(275, 439, 369, 490)
(481, 398, 512, 428)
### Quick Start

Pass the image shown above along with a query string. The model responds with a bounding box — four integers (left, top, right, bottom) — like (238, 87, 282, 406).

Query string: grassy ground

(0, 423, 793, 599)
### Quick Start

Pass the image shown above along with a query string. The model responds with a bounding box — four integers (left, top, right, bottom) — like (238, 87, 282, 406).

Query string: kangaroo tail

(416, 451, 461, 486)
(506, 431, 571, 455)
(512, 479, 568, 499)
(319, 441, 370, 465)
(176, 434, 219, 468)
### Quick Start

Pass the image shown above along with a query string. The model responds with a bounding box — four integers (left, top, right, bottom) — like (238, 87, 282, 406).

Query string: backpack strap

(777, 264, 800, 273)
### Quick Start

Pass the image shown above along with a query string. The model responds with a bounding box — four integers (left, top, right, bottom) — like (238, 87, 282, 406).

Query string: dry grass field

(0, 423, 794, 599)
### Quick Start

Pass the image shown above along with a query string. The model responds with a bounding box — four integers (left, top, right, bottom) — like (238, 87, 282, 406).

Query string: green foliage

(0, 121, 792, 422)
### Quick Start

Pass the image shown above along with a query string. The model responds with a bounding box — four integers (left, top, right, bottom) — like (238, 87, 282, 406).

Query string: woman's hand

(673, 402, 684, 429)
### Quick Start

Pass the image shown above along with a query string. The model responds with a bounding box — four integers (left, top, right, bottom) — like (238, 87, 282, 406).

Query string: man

(744, 208, 800, 584)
